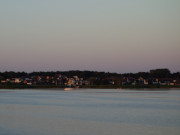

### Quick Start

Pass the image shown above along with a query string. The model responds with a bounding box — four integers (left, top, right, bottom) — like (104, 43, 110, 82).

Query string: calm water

(0, 89, 180, 135)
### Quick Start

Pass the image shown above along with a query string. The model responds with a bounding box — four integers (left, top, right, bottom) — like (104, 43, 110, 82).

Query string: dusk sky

(0, 0, 180, 73)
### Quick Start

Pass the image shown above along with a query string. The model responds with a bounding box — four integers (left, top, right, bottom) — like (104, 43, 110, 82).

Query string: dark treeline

(0, 70, 120, 80)
(122, 69, 180, 78)
(0, 69, 179, 79)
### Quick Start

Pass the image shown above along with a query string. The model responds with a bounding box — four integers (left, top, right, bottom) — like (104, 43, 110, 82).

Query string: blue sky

(0, 0, 180, 73)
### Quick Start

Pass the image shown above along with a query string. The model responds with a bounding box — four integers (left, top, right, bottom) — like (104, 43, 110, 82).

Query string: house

(6, 79, 10, 82)
(14, 78, 21, 83)
(144, 79, 149, 85)
(175, 79, 180, 86)
(159, 78, 172, 85)
(67, 78, 75, 87)
(109, 80, 115, 85)
(136, 77, 145, 85)
(151, 78, 159, 85)
(46, 76, 50, 80)
(79, 79, 83, 86)
(9, 78, 22, 83)
(122, 77, 133, 85)
(1, 80, 6, 83)
(107, 77, 121, 85)
(169, 82, 175, 86)
(23, 78, 32, 85)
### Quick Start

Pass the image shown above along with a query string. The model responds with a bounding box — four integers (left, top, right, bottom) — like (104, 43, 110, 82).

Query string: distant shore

(0, 85, 180, 89)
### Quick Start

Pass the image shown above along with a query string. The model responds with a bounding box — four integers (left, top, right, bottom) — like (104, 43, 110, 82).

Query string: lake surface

(0, 88, 180, 135)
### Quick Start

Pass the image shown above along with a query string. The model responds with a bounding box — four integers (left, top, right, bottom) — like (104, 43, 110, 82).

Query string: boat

(64, 88, 73, 90)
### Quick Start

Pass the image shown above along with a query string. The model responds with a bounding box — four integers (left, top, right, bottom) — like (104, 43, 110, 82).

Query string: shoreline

(0, 85, 180, 90)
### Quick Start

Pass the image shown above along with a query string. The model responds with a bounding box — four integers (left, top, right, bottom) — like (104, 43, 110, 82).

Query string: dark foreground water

(0, 89, 180, 135)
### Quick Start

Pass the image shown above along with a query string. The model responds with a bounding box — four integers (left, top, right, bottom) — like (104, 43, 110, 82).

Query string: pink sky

(0, 0, 180, 73)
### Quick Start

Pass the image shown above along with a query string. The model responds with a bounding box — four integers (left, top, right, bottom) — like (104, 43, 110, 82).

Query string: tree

(150, 69, 170, 78)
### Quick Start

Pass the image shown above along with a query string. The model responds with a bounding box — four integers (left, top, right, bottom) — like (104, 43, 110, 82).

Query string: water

(0, 89, 180, 135)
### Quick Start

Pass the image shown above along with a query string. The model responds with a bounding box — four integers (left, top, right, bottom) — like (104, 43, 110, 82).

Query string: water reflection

(0, 89, 180, 135)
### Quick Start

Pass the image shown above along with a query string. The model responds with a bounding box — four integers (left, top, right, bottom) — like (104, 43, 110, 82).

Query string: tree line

(0, 69, 179, 80)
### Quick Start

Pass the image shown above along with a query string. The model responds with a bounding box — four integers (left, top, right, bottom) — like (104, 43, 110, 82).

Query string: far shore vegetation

(0, 68, 180, 89)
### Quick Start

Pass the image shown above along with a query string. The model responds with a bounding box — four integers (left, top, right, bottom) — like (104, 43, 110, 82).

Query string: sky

(0, 0, 180, 73)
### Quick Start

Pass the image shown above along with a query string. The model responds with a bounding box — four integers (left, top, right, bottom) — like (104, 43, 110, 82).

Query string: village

(0, 70, 180, 88)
